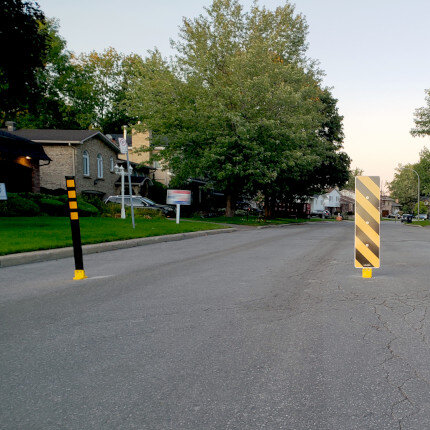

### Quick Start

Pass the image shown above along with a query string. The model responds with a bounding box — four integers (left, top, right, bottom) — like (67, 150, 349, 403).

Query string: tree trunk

(225, 194, 234, 217)
(264, 195, 272, 219)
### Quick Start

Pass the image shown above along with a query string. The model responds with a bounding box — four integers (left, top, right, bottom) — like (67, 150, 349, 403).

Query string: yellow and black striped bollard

(65, 176, 87, 280)
(354, 176, 381, 278)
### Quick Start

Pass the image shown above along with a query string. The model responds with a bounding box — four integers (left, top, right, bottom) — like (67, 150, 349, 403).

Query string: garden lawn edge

(0, 228, 235, 268)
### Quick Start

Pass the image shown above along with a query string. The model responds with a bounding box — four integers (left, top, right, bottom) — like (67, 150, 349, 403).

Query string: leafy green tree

(413, 201, 428, 216)
(411, 89, 430, 137)
(16, 18, 82, 129)
(344, 167, 364, 191)
(0, 0, 49, 124)
(70, 47, 137, 131)
(389, 165, 422, 213)
(126, 0, 349, 216)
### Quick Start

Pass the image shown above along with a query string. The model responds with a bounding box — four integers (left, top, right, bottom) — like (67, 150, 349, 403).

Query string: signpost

(355, 176, 381, 278)
(167, 190, 191, 224)
(119, 128, 135, 229)
(0, 183, 7, 200)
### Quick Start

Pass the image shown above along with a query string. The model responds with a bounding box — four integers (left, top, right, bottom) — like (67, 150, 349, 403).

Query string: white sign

(167, 190, 191, 205)
(118, 137, 128, 154)
(0, 183, 7, 200)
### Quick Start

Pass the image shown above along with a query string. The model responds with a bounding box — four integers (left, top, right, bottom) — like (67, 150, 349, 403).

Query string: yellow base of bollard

(73, 270, 88, 280)
(362, 268, 372, 278)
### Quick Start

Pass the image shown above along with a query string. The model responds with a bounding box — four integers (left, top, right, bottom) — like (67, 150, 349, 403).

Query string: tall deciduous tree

(389, 148, 430, 212)
(0, 0, 49, 124)
(126, 0, 349, 216)
(411, 89, 430, 137)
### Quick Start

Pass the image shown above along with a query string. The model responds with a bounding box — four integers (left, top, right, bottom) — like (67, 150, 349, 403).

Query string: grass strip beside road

(0, 217, 227, 255)
(412, 220, 430, 227)
(189, 215, 335, 226)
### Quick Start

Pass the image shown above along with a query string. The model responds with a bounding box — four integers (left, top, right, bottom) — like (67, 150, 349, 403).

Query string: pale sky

(38, 0, 430, 186)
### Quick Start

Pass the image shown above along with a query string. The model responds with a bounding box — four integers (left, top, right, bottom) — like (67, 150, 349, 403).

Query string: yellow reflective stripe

(356, 189, 380, 223)
(356, 213, 380, 246)
(68, 190, 76, 199)
(356, 237, 380, 267)
(357, 176, 380, 200)
(66, 179, 75, 188)
(69, 201, 77, 210)
(355, 259, 363, 268)
(70, 212, 79, 220)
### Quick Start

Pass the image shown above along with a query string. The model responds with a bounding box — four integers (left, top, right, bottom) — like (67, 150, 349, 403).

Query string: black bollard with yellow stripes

(355, 176, 381, 278)
(65, 176, 87, 280)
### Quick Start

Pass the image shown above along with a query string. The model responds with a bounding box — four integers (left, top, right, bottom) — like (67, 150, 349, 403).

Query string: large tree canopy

(0, 0, 49, 123)
(126, 0, 349, 216)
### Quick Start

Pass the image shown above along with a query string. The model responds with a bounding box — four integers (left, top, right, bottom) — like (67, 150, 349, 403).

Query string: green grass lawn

(412, 220, 430, 227)
(0, 217, 227, 255)
(188, 215, 335, 226)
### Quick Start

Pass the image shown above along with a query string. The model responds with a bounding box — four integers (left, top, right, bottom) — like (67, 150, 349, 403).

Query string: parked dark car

(104, 195, 176, 217)
(401, 214, 413, 223)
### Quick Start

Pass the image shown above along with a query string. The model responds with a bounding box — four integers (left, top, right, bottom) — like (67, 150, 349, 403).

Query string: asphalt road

(1, 221, 429, 429)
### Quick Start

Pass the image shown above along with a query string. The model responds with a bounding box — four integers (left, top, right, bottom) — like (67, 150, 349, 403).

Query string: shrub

(0, 194, 41, 216)
(39, 198, 66, 216)
(76, 199, 99, 217)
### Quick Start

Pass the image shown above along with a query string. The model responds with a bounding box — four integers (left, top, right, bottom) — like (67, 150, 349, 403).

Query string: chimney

(5, 121, 17, 132)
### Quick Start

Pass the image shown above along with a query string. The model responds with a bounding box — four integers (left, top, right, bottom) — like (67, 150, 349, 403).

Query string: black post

(65, 176, 87, 280)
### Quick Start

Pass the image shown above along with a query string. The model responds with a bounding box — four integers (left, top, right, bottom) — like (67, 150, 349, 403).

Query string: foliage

(0, 193, 41, 216)
(389, 149, 430, 212)
(39, 198, 66, 216)
(344, 167, 364, 191)
(0, 0, 49, 124)
(125, 0, 349, 216)
(413, 201, 429, 215)
(411, 89, 430, 137)
(148, 180, 167, 204)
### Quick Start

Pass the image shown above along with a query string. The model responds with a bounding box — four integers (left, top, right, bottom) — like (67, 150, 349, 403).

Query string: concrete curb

(0, 228, 236, 268)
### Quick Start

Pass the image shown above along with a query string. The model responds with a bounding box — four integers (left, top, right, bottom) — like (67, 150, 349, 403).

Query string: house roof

(8, 129, 120, 153)
(0, 130, 51, 161)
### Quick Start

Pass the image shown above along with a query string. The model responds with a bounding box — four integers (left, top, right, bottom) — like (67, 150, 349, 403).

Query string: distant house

(340, 189, 355, 214)
(109, 128, 172, 186)
(0, 125, 51, 193)
(6, 125, 120, 196)
(380, 196, 401, 217)
(310, 188, 341, 215)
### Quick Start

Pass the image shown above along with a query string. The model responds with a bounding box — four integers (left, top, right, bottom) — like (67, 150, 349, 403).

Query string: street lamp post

(114, 164, 126, 218)
(405, 167, 420, 219)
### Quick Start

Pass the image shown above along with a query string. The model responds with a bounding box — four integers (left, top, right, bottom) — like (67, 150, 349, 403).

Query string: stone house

(7, 127, 120, 196)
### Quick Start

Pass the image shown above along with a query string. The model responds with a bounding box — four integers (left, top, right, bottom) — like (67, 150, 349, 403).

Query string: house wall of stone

(75, 137, 118, 196)
(39, 146, 74, 190)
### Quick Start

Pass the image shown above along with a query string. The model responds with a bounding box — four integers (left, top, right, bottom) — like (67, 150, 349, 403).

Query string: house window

(83, 150, 90, 176)
(97, 154, 103, 178)
(110, 157, 114, 172)
(153, 160, 161, 169)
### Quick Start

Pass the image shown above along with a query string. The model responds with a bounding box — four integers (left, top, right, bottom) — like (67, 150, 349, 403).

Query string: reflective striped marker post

(355, 176, 381, 278)
(65, 176, 87, 280)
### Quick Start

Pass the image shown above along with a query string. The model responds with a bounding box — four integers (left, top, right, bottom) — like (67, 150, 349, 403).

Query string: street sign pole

(120, 166, 125, 219)
(176, 204, 180, 224)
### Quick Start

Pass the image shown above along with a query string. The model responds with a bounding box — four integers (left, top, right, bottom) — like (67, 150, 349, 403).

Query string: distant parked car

(104, 195, 176, 217)
(418, 214, 428, 220)
(401, 214, 413, 223)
